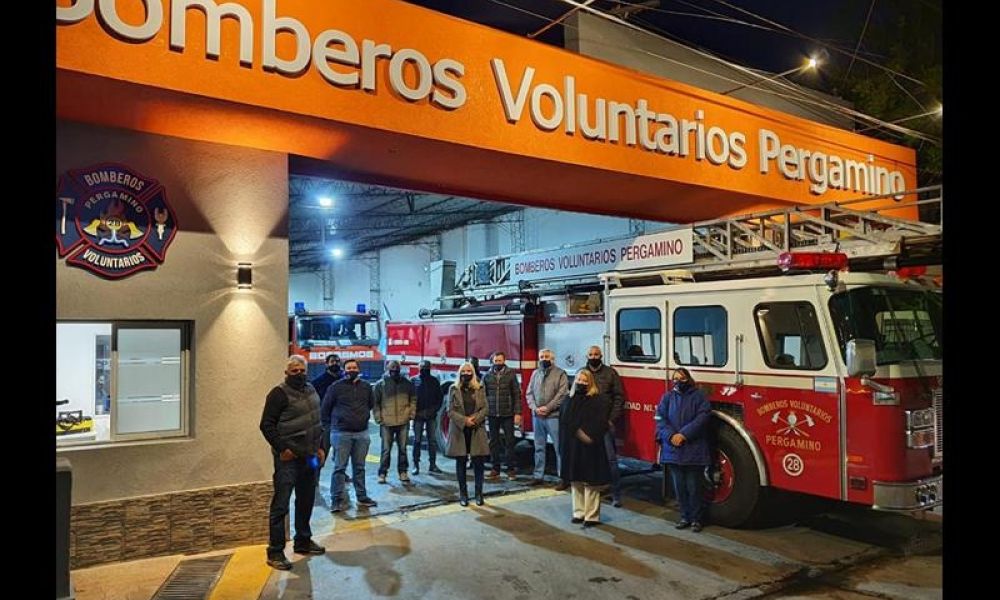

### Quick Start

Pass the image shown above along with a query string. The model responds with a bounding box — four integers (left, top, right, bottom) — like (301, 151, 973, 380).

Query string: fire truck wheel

(435, 382, 454, 452)
(706, 424, 769, 528)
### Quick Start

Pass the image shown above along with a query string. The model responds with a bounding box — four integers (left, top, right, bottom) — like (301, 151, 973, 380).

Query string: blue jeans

(412, 417, 439, 466)
(604, 430, 621, 501)
(268, 455, 317, 555)
(532, 415, 561, 479)
(331, 430, 370, 503)
(669, 464, 706, 523)
(379, 424, 409, 476)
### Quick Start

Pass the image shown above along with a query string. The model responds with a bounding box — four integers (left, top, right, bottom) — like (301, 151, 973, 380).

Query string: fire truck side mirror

(846, 339, 877, 377)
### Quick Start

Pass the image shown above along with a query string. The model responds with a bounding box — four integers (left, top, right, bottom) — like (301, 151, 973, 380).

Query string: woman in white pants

(559, 369, 612, 527)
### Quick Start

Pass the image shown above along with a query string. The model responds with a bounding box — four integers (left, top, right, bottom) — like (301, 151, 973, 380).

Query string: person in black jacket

(411, 360, 444, 475)
(484, 351, 522, 480)
(585, 345, 627, 507)
(259, 355, 326, 570)
(560, 369, 612, 527)
(311, 353, 342, 400)
(321, 359, 378, 513)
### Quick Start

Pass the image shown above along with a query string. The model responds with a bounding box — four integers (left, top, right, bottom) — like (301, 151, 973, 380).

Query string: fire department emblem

(771, 410, 815, 437)
(55, 163, 177, 279)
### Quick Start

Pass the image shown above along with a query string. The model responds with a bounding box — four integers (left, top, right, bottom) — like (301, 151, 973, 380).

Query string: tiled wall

(70, 482, 272, 568)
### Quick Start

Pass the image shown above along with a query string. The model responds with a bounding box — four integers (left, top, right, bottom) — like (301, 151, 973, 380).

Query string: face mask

(328, 364, 340, 374)
(574, 384, 589, 395)
(287, 373, 307, 388)
(673, 379, 689, 390)
(420, 368, 431, 377)
(493, 363, 504, 371)
(460, 374, 473, 384)
(587, 358, 602, 369)
(540, 359, 552, 369)
(389, 370, 401, 380)
(346, 371, 359, 381)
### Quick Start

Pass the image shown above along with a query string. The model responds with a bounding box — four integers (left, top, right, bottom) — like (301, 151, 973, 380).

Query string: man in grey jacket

(526, 348, 569, 488)
(586, 345, 627, 507)
(373, 360, 417, 484)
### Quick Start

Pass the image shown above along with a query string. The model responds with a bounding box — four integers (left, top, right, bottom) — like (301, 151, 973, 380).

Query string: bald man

(259, 355, 326, 570)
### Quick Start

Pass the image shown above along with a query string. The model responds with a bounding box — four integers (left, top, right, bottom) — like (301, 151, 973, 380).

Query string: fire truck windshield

(295, 315, 379, 346)
(829, 287, 942, 365)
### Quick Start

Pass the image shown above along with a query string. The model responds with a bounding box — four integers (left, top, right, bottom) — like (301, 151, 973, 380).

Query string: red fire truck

(289, 307, 385, 380)
(386, 189, 943, 527)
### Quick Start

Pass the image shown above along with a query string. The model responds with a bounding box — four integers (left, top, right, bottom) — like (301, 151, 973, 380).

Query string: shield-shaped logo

(55, 163, 176, 279)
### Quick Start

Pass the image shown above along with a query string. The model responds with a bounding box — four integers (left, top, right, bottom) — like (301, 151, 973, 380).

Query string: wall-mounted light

(318, 195, 334, 208)
(331, 248, 344, 259)
(237, 262, 253, 289)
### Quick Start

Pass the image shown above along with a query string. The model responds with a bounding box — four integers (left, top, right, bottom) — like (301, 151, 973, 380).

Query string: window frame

(753, 301, 828, 371)
(615, 306, 662, 364)
(672, 304, 729, 368)
(57, 319, 193, 449)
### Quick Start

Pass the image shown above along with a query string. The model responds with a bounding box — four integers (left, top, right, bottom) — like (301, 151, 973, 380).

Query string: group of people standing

(259, 348, 712, 570)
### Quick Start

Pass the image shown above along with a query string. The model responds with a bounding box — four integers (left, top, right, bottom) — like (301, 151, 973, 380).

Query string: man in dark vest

(259, 355, 326, 570)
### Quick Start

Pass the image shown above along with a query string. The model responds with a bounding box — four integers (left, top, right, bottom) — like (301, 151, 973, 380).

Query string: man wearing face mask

(311, 353, 343, 401)
(322, 359, 378, 512)
(526, 348, 569, 487)
(411, 360, 444, 475)
(373, 360, 417, 485)
(484, 351, 522, 480)
(585, 345, 627, 507)
(655, 367, 711, 532)
(259, 355, 326, 570)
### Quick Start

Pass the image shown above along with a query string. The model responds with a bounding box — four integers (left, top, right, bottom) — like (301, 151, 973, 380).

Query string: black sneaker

(583, 521, 600, 528)
(691, 522, 704, 533)
(267, 554, 292, 570)
(412, 466, 420, 476)
(293, 540, 326, 555)
(357, 497, 379, 507)
(429, 464, 444, 474)
(612, 499, 623, 508)
(675, 520, 692, 530)
(571, 517, 584, 524)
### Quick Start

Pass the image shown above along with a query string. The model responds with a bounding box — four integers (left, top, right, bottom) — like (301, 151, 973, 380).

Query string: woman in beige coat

(445, 362, 490, 506)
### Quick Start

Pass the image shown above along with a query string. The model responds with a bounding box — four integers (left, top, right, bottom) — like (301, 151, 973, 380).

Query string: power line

(843, 0, 877, 81)
(483, 0, 938, 143)
(702, 0, 926, 86)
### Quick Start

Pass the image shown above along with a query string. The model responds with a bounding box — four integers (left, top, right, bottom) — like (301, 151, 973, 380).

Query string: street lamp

(318, 195, 334, 208)
(721, 57, 819, 96)
(331, 247, 344, 259)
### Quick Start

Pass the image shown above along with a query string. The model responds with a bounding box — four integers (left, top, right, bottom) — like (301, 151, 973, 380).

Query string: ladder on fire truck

(451, 185, 942, 299)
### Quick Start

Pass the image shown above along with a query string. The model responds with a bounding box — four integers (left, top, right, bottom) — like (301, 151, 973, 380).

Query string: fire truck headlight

(905, 408, 935, 429)
(906, 428, 935, 449)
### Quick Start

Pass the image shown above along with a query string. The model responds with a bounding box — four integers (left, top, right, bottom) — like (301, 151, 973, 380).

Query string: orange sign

(55, 0, 917, 221)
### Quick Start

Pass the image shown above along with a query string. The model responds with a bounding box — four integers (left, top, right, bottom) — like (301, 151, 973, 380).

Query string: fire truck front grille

(933, 387, 943, 458)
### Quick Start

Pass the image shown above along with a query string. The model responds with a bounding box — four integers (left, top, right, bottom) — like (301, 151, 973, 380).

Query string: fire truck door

(610, 298, 668, 462)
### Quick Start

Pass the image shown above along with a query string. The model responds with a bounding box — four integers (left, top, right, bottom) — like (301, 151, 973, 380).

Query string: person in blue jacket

(655, 367, 711, 532)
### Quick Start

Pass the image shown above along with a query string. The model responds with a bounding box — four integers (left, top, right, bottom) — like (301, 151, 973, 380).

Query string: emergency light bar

(777, 252, 849, 272)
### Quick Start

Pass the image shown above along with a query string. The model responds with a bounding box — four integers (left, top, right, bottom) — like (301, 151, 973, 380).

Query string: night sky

(404, 0, 937, 94)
